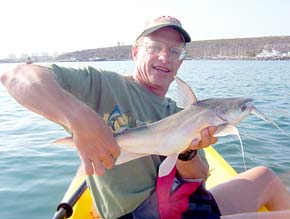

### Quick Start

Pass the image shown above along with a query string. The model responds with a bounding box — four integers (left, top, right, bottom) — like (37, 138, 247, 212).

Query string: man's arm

(176, 154, 209, 181)
(1, 64, 120, 175)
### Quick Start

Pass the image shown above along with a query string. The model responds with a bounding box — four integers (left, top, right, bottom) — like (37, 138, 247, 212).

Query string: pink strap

(156, 167, 201, 219)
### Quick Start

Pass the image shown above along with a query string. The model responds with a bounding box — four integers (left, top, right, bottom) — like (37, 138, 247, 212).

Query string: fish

(54, 76, 281, 177)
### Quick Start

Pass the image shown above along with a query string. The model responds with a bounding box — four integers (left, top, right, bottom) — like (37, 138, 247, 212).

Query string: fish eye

(240, 104, 247, 111)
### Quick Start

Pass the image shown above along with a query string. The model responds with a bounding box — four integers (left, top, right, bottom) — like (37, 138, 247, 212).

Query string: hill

(186, 36, 290, 60)
(55, 36, 290, 61)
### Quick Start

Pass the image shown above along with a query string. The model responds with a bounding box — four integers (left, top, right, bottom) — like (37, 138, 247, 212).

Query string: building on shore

(256, 49, 290, 60)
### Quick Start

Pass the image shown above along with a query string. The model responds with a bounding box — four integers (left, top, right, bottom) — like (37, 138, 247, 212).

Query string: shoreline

(1, 57, 289, 64)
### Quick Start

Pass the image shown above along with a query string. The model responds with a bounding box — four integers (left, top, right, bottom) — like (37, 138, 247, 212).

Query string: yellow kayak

(53, 146, 267, 218)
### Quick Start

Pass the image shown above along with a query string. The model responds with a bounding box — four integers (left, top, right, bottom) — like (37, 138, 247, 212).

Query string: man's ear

(131, 46, 138, 61)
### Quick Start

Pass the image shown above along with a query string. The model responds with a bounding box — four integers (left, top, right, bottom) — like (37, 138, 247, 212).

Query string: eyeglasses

(138, 40, 186, 61)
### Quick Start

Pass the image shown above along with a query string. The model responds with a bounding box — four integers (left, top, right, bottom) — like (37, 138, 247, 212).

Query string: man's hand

(70, 106, 120, 176)
(187, 126, 218, 151)
(1, 64, 120, 177)
(177, 126, 218, 180)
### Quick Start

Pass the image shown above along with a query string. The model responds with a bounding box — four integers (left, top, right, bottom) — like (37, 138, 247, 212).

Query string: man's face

(132, 27, 185, 96)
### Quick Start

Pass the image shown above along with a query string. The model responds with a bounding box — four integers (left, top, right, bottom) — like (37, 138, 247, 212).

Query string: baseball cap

(136, 16, 191, 43)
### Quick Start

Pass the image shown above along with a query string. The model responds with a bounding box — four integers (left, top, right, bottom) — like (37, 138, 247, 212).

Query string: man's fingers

(187, 138, 199, 151)
(209, 126, 218, 144)
(80, 145, 119, 176)
(82, 158, 95, 176)
(201, 126, 218, 147)
(98, 152, 115, 169)
(191, 139, 199, 146)
(83, 158, 111, 176)
(199, 128, 211, 148)
(110, 145, 121, 159)
(93, 160, 105, 176)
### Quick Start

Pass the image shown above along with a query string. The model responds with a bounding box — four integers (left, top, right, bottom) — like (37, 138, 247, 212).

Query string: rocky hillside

(56, 36, 290, 61)
(57, 46, 132, 61)
(186, 36, 290, 59)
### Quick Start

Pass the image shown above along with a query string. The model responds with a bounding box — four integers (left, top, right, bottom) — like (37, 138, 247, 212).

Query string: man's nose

(158, 49, 171, 62)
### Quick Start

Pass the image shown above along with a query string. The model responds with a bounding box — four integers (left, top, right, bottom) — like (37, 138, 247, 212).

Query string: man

(1, 16, 290, 219)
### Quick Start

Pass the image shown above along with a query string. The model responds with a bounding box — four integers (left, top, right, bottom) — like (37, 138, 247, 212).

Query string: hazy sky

(1, 0, 290, 58)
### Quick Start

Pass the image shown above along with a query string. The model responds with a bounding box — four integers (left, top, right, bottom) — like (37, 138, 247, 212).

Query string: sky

(1, 0, 290, 59)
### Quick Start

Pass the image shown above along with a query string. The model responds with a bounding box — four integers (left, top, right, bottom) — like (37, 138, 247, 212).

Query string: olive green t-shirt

(49, 64, 181, 219)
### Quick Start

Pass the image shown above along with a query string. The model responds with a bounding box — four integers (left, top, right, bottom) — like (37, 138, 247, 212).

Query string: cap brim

(136, 24, 191, 43)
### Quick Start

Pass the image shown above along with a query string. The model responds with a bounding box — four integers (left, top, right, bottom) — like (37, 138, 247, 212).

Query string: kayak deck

(57, 146, 267, 218)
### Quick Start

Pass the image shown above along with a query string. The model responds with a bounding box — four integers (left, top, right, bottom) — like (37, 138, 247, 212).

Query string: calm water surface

(1, 60, 290, 219)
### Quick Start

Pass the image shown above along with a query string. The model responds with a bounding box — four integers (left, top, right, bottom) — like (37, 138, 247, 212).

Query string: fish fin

(115, 150, 148, 165)
(174, 76, 197, 107)
(214, 124, 247, 171)
(213, 124, 239, 137)
(53, 136, 74, 146)
(158, 153, 179, 177)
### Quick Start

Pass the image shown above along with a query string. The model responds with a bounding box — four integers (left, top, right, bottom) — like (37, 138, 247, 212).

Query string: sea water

(1, 60, 290, 219)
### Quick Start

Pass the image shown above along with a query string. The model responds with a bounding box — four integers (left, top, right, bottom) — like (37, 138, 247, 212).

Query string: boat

(53, 146, 267, 219)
